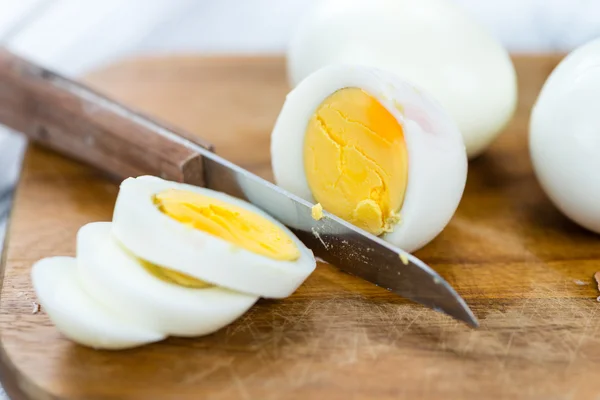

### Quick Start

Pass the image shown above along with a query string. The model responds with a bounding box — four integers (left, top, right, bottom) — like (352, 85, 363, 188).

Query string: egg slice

(287, 0, 517, 158)
(31, 257, 165, 349)
(112, 176, 316, 298)
(271, 65, 467, 252)
(530, 37, 600, 233)
(77, 222, 259, 337)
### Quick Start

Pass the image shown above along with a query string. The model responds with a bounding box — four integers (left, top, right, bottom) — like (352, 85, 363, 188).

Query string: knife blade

(0, 49, 477, 327)
(203, 151, 478, 326)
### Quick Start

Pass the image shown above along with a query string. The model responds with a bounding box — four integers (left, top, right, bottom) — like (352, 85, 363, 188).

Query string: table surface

(1, 55, 600, 400)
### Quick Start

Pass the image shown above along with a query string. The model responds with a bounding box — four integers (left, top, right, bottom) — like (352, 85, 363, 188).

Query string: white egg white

(31, 257, 165, 350)
(287, 0, 517, 158)
(77, 222, 259, 337)
(530, 37, 600, 234)
(271, 65, 467, 252)
(112, 176, 316, 298)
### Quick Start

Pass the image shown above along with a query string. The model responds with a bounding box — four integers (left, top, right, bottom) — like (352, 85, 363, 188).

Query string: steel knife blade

(202, 149, 477, 326)
(0, 49, 477, 327)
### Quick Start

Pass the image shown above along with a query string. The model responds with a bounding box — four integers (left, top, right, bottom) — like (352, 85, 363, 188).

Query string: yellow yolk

(154, 189, 300, 261)
(140, 259, 213, 289)
(303, 88, 409, 235)
(399, 252, 409, 265)
(311, 203, 324, 220)
(118, 242, 212, 288)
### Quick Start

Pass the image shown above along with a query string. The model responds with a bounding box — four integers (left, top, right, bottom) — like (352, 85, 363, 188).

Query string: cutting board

(1, 55, 600, 400)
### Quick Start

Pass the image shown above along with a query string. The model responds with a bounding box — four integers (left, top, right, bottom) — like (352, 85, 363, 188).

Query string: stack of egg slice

(32, 176, 316, 350)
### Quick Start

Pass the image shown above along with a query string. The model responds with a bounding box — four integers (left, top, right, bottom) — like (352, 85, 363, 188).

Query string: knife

(0, 49, 477, 327)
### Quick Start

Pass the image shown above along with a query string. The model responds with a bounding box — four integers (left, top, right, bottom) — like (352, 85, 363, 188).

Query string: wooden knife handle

(0, 48, 212, 186)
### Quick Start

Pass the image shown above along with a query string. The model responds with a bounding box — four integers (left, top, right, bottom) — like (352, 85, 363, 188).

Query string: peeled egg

(77, 222, 258, 337)
(112, 176, 316, 298)
(287, 0, 517, 158)
(271, 65, 467, 252)
(530, 38, 600, 233)
(31, 257, 165, 349)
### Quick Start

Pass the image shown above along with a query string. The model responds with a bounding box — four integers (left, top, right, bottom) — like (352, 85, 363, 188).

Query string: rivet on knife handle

(0, 48, 211, 187)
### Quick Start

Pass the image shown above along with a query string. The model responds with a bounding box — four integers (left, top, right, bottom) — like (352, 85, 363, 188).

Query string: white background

(3, 0, 600, 76)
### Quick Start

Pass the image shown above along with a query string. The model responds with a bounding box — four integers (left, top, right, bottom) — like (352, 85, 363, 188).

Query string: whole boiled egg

(112, 176, 316, 298)
(271, 65, 467, 252)
(287, 0, 517, 158)
(530, 37, 600, 234)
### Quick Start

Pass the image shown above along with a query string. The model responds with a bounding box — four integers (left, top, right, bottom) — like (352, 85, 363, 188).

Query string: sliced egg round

(77, 222, 259, 337)
(271, 65, 467, 252)
(112, 176, 316, 298)
(31, 257, 165, 350)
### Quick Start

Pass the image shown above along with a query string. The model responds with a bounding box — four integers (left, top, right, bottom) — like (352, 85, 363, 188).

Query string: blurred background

(0, 1, 598, 397)
(1, 0, 600, 76)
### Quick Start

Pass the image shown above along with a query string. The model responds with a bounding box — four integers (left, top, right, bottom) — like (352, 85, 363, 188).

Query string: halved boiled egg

(31, 257, 165, 350)
(77, 222, 258, 337)
(271, 65, 467, 252)
(112, 176, 316, 298)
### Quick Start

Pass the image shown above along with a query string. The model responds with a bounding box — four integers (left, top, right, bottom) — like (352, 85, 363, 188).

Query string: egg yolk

(140, 259, 213, 289)
(154, 189, 300, 261)
(118, 241, 212, 288)
(303, 88, 409, 235)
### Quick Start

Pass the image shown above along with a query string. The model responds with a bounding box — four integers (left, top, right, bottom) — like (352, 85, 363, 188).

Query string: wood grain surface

(1, 55, 600, 400)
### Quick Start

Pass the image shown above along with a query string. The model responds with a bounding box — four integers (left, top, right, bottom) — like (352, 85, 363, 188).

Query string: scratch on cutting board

(359, 326, 378, 360)
(181, 357, 234, 385)
(228, 365, 251, 400)
(293, 338, 323, 386)
(498, 332, 516, 371)
(387, 309, 426, 349)
(567, 306, 599, 367)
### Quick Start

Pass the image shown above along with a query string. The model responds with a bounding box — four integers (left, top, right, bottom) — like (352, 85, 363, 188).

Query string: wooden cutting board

(1, 55, 600, 400)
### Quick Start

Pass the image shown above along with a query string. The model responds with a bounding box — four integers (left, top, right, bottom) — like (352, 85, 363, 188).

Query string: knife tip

(455, 306, 479, 328)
